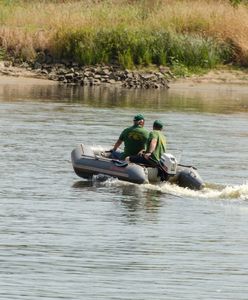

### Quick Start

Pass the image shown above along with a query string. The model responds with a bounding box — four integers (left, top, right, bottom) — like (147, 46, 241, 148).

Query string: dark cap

(133, 114, 145, 121)
(153, 119, 164, 128)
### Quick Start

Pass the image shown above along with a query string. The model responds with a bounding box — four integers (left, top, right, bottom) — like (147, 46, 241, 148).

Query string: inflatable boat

(71, 144, 205, 190)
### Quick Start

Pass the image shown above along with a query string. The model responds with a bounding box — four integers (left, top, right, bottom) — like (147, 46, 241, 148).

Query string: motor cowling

(159, 153, 178, 175)
(177, 169, 205, 190)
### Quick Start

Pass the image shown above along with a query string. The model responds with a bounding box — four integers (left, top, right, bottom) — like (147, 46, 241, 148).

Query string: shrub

(52, 28, 230, 69)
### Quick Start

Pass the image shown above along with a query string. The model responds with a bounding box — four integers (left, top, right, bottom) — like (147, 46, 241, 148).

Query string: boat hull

(71, 145, 205, 190)
(71, 145, 147, 184)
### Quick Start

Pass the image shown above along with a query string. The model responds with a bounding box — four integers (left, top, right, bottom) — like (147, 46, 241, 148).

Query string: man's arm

(112, 139, 122, 151)
(145, 138, 157, 158)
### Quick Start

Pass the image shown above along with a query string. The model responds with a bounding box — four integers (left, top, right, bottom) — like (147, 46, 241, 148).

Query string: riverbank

(173, 68, 248, 85)
(1, 60, 248, 90)
(0, 60, 171, 89)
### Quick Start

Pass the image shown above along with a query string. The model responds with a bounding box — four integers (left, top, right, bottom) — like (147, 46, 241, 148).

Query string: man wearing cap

(111, 114, 149, 160)
(129, 119, 166, 165)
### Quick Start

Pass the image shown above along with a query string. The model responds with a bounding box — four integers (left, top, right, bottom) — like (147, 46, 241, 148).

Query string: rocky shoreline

(2, 56, 248, 89)
(0, 58, 172, 89)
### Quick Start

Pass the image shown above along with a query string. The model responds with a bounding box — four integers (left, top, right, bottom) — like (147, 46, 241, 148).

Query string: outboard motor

(177, 168, 205, 190)
(159, 153, 178, 175)
(158, 153, 178, 181)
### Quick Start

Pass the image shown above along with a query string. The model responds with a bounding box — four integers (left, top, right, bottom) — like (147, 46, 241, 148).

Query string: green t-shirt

(119, 125, 149, 158)
(148, 130, 166, 162)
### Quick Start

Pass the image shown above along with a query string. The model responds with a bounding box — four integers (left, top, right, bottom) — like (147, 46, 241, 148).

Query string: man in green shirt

(129, 119, 166, 165)
(111, 114, 149, 160)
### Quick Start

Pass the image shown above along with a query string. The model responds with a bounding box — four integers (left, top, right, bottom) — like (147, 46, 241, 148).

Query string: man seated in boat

(127, 119, 166, 167)
(110, 114, 149, 160)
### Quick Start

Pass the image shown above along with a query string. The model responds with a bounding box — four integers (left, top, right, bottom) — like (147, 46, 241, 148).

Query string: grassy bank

(1, 0, 248, 74)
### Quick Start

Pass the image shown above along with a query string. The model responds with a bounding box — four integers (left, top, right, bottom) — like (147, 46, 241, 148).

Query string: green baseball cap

(133, 114, 145, 121)
(153, 119, 164, 128)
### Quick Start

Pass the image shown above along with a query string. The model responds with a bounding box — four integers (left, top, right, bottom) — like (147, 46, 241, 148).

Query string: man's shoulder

(149, 130, 165, 139)
(149, 130, 158, 137)
(121, 125, 148, 138)
(127, 125, 147, 133)
(120, 125, 134, 137)
(136, 126, 149, 133)
(123, 125, 135, 133)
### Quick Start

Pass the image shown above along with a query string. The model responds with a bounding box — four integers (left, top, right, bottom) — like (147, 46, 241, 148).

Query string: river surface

(0, 78, 248, 299)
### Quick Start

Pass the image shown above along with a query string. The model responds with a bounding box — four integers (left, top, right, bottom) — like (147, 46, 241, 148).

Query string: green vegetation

(54, 28, 230, 72)
(0, 47, 6, 60)
(229, 0, 248, 6)
(0, 0, 248, 74)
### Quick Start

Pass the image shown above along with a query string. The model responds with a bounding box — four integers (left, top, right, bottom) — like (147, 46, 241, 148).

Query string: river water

(0, 78, 248, 299)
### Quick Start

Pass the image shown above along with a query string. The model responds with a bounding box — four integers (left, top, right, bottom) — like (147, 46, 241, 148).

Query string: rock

(93, 79, 101, 85)
(48, 73, 58, 81)
(141, 73, 156, 80)
(94, 74, 102, 79)
(101, 68, 111, 76)
(155, 72, 165, 78)
(84, 71, 94, 77)
(71, 62, 79, 68)
(1, 58, 170, 89)
(33, 62, 42, 70)
(41, 69, 49, 75)
(65, 73, 74, 80)
(42, 64, 53, 72)
(108, 79, 117, 84)
(58, 75, 65, 81)
(57, 68, 67, 75)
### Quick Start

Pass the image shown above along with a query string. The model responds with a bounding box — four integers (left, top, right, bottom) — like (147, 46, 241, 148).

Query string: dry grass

(1, 0, 248, 65)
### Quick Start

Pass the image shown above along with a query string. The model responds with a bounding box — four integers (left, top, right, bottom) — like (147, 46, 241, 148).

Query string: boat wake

(156, 181, 248, 201)
(204, 182, 248, 201)
(93, 175, 248, 201)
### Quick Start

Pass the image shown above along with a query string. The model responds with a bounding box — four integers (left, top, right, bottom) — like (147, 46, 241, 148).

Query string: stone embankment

(1, 57, 173, 89)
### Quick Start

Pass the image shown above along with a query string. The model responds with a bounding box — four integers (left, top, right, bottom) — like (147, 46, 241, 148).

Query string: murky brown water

(0, 79, 248, 299)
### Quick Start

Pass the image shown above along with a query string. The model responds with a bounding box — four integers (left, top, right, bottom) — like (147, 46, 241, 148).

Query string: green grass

(53, 28, 231, 69)
(0, 47, 6, 60)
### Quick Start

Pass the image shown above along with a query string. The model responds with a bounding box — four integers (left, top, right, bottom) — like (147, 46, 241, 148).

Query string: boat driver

(110, 114, 149, 160)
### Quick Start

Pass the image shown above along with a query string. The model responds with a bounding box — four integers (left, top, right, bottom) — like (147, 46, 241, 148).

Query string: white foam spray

(98, 177, 248, 201)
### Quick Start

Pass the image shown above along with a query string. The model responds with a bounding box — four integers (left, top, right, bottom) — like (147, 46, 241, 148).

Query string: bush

(52, 28, 231, 69)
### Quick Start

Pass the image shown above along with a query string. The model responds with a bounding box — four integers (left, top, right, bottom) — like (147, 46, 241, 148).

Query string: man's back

(120, 125, 149, 158)
(148, 130, 166, 162)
